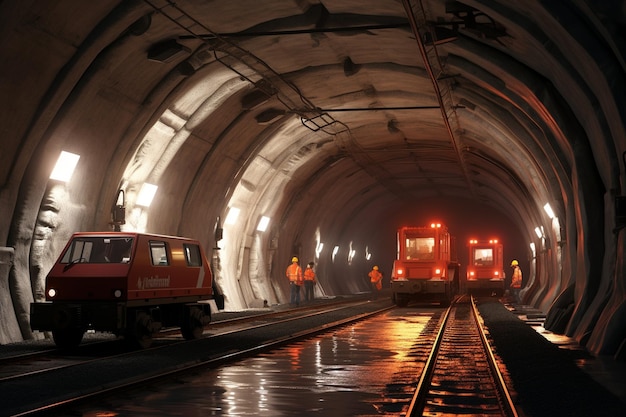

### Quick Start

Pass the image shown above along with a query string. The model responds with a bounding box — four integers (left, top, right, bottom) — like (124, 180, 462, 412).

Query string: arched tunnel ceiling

(3, 0, 622, 239)
(1, 0, 626, 352)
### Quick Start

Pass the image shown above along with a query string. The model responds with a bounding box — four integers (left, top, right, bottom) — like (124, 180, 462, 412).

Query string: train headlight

(114, 289, 122, 298)
(396, 268, 404, 276)
(47, 288, 56, 298)
(435, 268, 442, 276)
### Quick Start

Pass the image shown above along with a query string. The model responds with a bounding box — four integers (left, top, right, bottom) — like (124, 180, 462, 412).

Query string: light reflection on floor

(76, 309, 434, 417)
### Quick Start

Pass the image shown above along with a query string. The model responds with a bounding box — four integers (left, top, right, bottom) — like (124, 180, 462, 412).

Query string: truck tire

(181, 306, 205, 340)
(52, 328, 84, 350)
(126, 311, 154, 349)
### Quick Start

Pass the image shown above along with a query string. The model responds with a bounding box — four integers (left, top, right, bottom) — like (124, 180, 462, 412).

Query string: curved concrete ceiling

(1, 1, 625, 357)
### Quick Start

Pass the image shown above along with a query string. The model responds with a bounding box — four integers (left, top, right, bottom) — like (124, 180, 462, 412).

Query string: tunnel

(0, 0, 625, 359)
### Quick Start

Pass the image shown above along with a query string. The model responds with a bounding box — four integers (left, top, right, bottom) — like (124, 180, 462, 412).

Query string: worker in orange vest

(368, 265, 383, 300)
(510, 259, 523, 304)
(303, 261, 316, 302)
(286, 256, 303, 306)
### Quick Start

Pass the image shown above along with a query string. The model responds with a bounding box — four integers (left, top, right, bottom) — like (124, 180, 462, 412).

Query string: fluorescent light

(50, 151, 80, 182)
(256, 216, 270, 232)
(332, 245, 339, 262)
(534, 226, 543, 238)
(543, 203, 555, 219)
(316, 242, 324, 258)
(225, 207, 240, 225)
(136, 183, 158, 207)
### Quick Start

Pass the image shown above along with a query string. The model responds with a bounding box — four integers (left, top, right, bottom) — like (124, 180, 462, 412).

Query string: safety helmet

(511, 260, 519, 266)
(373, 265, 379, 270)
(292, 256, 299, 263)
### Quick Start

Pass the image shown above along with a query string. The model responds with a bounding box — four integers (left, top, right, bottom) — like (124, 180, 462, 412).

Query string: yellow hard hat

(292, 256, 299, 263)
(511, 260, 519, 266)
(373, 265, 379, 270)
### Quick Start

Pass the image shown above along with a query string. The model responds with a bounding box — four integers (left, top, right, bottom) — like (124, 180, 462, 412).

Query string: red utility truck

(30, 232, 220, 349)
(390, 222, 459, 306)
(466, 238, 505, 296)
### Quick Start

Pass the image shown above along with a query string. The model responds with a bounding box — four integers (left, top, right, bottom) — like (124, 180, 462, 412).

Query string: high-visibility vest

(286, 263, 302, 284)
(369, 269, 382, 283)
(304, 267, 316, 281)
(511, 266, 522, 288)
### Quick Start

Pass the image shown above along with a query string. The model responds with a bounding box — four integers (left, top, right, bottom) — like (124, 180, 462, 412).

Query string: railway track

(1, 298, 392, 417)
(0, 297, 368, 376)
(406, 295, 518, 417)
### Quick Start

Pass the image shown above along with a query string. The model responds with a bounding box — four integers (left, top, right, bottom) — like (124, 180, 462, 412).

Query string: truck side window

(150, 241, 169, 266)
(184, 244, 202, 267)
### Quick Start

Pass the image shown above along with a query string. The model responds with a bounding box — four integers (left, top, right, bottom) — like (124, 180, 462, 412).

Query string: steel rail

(405, 295, 519, 417)
(405, 297, 453, 413)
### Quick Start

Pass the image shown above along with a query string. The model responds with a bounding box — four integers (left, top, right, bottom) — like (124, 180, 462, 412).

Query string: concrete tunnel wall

(0, 0, 625, 359)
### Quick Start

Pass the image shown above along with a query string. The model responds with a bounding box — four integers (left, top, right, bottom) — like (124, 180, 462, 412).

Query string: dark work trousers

(304, 280, 314, 302)
(290, 282, 301, 306)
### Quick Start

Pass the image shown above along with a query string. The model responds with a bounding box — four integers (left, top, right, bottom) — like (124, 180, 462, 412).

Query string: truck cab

(391, 223, 459, 307)
(30, 232, 220, 349)
(466, 238, 505, 296)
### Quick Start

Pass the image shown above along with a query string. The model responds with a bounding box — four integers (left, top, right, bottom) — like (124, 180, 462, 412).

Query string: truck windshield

(60, 237, 134, 264)
(472, 248, 494, 266)
(404, 236, 434, 260)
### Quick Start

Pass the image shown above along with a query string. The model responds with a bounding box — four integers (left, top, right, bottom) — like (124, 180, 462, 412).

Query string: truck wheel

(52, 328, 84, 350)
(395, 295, 409, 307)
(127, 311, 154, 349)
(181, 306, 205, 340)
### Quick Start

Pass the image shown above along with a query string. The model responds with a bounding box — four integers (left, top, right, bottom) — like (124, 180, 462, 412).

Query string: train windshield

(404, 236, 435, 260)
(60, 236, 134, 264)
(472, 248, 494, 266)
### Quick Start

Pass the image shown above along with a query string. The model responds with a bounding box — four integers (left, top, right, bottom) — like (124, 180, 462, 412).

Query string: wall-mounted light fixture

(332, 245, 339, 262)
(256, 216, 270, 232)
(225, 207, 240, 225)
(315, 242, 324, 258)
(111, 189, 126, 231)
(50, 151, 80, 182)
(534, 226, 544, 239)
(136, 183, 158, 207)
(543, 203, 555, 219)
(347, 241, 355, 264)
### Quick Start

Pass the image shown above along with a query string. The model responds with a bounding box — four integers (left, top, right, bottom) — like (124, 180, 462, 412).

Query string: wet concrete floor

(70, 308, 434, 416)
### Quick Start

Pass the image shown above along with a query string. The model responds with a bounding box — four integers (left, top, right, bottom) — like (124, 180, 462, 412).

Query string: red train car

(466, 238, 505, 296)
(30, 232, 218, 348)
(390, 222, 460, 306)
